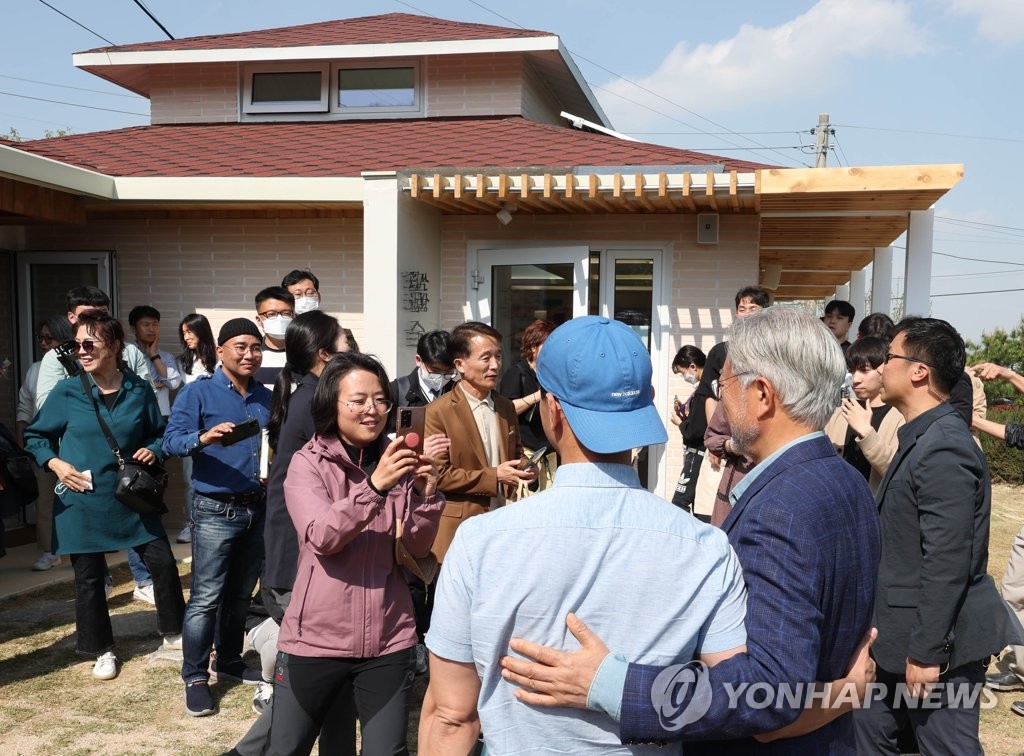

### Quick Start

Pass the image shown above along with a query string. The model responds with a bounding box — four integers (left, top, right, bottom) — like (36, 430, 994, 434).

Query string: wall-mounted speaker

(697, 213, 719, 244)
(760, 264, 783, 290)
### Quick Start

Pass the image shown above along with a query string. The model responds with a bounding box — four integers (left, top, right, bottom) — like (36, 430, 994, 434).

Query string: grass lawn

(0, 486, 1022, 755)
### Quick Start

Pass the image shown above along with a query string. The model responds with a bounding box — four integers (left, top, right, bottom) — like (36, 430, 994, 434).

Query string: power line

(131, 0, 174, 40)
(834, 123, 1024, 145)
(462, 0, 806, 168)
(0, 90, 148, 117)
(936, 216, 1024, 237)
(831, 131, 851, 167)
(626, 130, 800, 136)
(0, 74, 142, 99)
(932, 287, 1024, 298)
(36, 0, 115, 46)
(932, 250, 1024, 267)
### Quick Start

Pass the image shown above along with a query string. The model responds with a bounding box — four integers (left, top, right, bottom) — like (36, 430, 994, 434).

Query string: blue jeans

(127, 548, 153, 587)
(181, 493, 264, 684)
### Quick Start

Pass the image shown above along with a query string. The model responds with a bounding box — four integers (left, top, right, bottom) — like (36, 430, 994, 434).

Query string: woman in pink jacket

(269, 352, 446, 756)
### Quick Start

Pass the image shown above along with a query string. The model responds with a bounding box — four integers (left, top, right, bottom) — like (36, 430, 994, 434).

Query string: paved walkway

(0, 540, 192, 601)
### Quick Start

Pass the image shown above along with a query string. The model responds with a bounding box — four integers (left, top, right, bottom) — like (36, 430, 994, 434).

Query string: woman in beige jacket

(825, 336, 904, 493)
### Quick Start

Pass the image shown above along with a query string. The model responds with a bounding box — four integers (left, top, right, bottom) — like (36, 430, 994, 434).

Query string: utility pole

(813, 113, 831, 168)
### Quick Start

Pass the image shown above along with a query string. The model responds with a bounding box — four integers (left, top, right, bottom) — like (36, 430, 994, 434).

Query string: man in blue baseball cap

(419, 315, 748, 753)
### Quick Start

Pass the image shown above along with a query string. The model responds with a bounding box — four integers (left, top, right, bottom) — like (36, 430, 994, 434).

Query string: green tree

(966, 317, 1024, 402)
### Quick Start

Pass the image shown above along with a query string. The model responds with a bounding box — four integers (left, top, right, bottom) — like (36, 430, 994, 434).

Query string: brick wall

(150, 63, 239, 124)
(424, 53, 523, 118)
(22, 215, 366, 345)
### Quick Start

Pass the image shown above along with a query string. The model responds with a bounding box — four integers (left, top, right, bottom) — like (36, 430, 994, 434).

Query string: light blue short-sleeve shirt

(427, 462, 747, 755)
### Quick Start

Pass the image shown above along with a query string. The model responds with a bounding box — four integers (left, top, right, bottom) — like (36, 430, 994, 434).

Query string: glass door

(472, 246, 589, 366)
(15, 251, 114, 374)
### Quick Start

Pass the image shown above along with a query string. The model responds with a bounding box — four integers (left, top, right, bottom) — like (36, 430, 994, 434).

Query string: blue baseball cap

(536, 316, 668, 454)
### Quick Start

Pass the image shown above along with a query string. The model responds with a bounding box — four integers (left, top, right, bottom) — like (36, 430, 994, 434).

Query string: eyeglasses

(884, 352, 935, 369)
(228, 344, 263, 356)
(257, 309, 294, 320)
(292, 289, 318, 299)
(74, 339, 106, 354)
(340, 398, 394, 414)
(714, 371, 755, 400)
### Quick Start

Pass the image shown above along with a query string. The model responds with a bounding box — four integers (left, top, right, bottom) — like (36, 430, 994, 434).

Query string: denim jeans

(127, 548, 153, 587)
(71, 537, 185, 656)
(182, 493, 264, 683)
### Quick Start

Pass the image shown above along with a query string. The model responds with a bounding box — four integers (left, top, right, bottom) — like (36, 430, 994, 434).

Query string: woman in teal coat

(24, 311, 185, 681)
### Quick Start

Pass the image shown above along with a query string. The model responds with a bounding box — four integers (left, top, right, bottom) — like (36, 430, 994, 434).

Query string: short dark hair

(40, 314, 73, 344)
(282, 269, 319, 291)
(891, 317, 965, 394)
(312, 352, 391, 439)
(255, 286, 295, 308)
(450, 321, 502, 360)
(66, 286, 109, 313)
(672, 345, 707, 370)
(825, 300, 856, 322)
(520, 320, 556, 363)
(846, 336, 888, 372)
(735, 286, 771, 309)
(417, 330, 452, 367)
(76, 311, 125, 368)
(128, 305, 160, 326)
(857, 312, 895, 341)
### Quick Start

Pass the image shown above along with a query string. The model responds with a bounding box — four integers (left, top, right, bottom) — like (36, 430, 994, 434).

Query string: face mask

(262, 316, 292, 339)
(682, 372, 698, 386)
(419, 367, 446, 393)
(295, 296, 320, 314)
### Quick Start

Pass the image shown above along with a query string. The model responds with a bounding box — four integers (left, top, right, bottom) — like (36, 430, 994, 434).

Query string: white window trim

(239, 59, 423, 120)
(242, 62, 329, 115)
(333, 59, 422, 117)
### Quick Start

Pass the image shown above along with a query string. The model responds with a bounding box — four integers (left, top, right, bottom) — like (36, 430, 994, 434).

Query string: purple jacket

(278, 433, 444, 659)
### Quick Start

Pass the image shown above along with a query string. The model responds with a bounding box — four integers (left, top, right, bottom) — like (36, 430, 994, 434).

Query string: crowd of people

(6, 276, 1024, 755)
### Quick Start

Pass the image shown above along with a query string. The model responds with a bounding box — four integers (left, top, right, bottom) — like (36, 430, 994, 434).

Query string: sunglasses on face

(74, 339, 106, 354)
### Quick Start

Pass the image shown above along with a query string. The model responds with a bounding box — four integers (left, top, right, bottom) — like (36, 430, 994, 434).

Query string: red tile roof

(80, 13, 551, 54)
(13, 117, 771, 178)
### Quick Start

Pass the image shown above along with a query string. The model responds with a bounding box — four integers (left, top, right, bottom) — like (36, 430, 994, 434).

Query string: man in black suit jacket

(854, 317, 1024, 754)
(388, 330, 457, 409)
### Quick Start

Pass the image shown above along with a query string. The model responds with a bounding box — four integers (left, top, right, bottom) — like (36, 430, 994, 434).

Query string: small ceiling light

(496, 202, 518, 226)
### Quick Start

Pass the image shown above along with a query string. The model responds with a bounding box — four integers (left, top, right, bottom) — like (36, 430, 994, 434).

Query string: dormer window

(243, 63, 329, 114)
(242, 60, 421, 119)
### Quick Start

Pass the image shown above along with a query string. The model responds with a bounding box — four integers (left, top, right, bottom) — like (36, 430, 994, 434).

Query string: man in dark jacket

(854, 318, 1024, 753)
(388, 330, 456, 409)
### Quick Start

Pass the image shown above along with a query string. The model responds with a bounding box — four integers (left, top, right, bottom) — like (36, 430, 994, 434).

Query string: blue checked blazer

(620, 435, 880, 754)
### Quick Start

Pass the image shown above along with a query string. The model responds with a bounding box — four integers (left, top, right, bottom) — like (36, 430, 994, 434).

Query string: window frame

(241, 62, 330, 115)
(333, 59, 422, 117)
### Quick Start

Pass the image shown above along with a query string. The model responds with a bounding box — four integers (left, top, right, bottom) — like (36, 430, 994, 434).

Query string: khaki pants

(1002, 523, 1024, 677)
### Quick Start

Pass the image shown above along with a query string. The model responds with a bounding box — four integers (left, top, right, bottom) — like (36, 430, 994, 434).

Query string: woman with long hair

(174, 313, 217, 543)
(244, 311, 348, 721)
(266, 352, 445, 755)
(17, 314, 73, 571)
(23, 311, 185, 680)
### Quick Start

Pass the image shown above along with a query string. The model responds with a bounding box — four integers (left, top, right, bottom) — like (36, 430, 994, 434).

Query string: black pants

(671, 447, 704, 513)
(852, 659, 987, 755)
(265, 648, 414, 756)
(70, 537, 185, 655)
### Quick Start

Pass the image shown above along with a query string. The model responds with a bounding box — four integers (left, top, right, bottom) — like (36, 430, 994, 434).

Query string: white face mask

(294, 296, 320, 314)
(262, 315, 292, 339)
(419, 366, 446, 393)
(682, 371, 698, 386)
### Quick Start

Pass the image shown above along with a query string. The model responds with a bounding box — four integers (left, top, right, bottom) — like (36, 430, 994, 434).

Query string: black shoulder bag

(80, 373, 168, 516)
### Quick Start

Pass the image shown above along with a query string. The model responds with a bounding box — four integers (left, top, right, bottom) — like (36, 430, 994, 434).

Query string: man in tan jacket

(425, 321, 535, 562)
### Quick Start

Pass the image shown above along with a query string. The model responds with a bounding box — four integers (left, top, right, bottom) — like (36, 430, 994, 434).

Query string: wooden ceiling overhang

(407, 164, 964, 300)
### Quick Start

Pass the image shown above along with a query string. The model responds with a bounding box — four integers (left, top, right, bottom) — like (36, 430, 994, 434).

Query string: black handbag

(80, 374, 168, 516)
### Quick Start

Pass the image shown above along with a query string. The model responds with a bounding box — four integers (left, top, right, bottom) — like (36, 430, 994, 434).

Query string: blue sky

(3, 0, 1022, 341)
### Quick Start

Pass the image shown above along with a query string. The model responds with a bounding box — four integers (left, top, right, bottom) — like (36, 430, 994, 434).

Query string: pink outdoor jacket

(278, 433, 445, 659)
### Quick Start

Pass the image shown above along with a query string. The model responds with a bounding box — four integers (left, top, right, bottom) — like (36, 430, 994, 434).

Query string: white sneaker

(31, 552, 61, 571)
(104, 577, 113, 601)
(252, 679, 274, 715)
(162, 634, 183, 650)
(133, 584, 156, 605)
(93, 652, 118, 680)
(176, 525, 192, 544)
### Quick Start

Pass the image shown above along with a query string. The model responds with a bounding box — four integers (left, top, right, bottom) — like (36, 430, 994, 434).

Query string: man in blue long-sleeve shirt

(163, 318, 272, 718)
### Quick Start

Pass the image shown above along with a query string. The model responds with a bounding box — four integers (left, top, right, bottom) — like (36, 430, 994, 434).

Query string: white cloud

(598, 0, 928, 133)
(947, 0, 1024, 44)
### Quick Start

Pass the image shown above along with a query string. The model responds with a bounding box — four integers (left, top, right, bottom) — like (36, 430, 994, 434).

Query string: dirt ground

(1, 486, 1022, 755)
